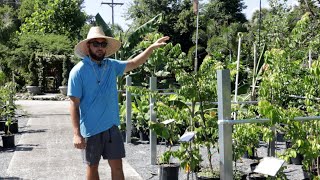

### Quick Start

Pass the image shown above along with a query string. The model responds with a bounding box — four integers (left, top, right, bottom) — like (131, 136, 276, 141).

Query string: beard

(89, 48, 105, 61)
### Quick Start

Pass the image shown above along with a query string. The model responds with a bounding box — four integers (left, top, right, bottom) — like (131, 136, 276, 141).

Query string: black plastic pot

(131, 127, 139, 138)
(243, 147, 257, 159)
(4, 122, 18, 134)
(276, 132, 285, 142)
(290, 153, 303, 165)
(0, 121, 5, 131)
(196, 176, 219, 180)
(159, 163, 179, 180)
(248, 172, 266, 180)
(121, 130, 126, 142)
(286, 141, 292, 149)
(2, 134, 15, 148)
(139, 131, 149, 141)
(250, 162, 259, 172)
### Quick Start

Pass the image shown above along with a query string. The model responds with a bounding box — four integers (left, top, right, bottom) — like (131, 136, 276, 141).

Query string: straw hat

(74, 26, 121, 59)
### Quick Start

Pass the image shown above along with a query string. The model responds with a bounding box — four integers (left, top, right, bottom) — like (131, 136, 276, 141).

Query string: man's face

(87, 38, 107, 61)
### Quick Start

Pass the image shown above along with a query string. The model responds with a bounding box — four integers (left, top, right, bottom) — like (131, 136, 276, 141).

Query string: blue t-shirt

(67, 56, 128, 137)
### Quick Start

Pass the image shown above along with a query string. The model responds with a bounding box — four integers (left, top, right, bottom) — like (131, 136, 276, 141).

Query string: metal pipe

(149, 77, 157, 165)
(125, 76, 132, 143)
(217, 70, 233, 180)
(234, 33, 242, 104)
(218, 116, 320, 125)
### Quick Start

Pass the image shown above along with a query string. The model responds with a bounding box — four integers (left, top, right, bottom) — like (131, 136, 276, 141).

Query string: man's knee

(87, 164, 99, 171)
(108, 159, 123, 171)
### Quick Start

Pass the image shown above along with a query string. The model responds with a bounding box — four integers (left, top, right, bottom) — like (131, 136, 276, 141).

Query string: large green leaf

(124, 13, 162, 51)
(95, 13, 113, 37)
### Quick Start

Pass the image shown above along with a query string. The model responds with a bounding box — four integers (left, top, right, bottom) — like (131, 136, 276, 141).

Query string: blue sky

(83, 0, 298, 30)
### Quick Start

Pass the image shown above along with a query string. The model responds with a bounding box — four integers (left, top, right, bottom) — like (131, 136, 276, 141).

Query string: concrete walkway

(6, 100, 142, 180)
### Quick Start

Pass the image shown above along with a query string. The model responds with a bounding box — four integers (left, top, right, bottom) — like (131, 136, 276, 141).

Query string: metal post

(111, 0, 114, 25)
(217, 70, 233, 180)
(194, 1, 199, 73)
(269, 126, 276, 157)
(251, 43, 257, 101)
(309, 49, 312, 68)
(101, 0, 124, 26)
(150, 77, 157, 165)
(125, 76, 132, 143)
(234, 33, 242, 104)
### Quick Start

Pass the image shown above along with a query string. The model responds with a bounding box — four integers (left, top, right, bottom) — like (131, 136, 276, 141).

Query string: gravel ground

(0, 108, 306, 180)
(124, 140, 306, 180)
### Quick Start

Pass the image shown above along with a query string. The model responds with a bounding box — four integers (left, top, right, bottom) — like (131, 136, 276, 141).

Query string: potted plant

(128, 87, 151, 141)
(26, 53, 41, 95)
(171, 55, 224, 179)
(0, 82, 17, 148)
(118, 103, 127, 141)
(149, 119, 180, 180)
(1, 117, 15, 148)
(59, 55, 71, 95)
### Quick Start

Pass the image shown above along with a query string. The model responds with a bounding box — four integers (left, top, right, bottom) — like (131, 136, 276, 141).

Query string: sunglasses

(89, 41, 108, 48)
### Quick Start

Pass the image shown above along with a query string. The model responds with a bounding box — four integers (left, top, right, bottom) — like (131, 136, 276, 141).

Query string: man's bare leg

(108, 159, 124, 180)
(87, 164, 99, 180)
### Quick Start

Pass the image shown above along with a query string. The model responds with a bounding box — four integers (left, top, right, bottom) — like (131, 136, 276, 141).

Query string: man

(68, 26, 169, 180)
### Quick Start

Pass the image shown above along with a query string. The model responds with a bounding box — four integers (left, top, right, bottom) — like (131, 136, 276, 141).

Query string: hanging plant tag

(161, 119, 175, 125)
(254, 157, 285, 176)
(179, 132, 195, 142)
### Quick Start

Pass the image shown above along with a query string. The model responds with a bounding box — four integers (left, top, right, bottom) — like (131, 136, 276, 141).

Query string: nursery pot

(4, 121, 18, 134)
(243, 147, 256, 159)
(26, 85, 41, 95)
(121, 130, 126, 142)
(159, 163, 179, 180)
(2, 134, 15, 148)
(0, 121, 5, 131)
(58, 86, 68, 96)
(131, 127, 140, 138)
(285, 141, 292, 149)
(290, 153, 303, 165)
(250, 162, 259, 172)
(276, 132, 285, 142)
(139, 131, 149, 141)
(196, 176, 219, 180)
(248, 172, 266, 180)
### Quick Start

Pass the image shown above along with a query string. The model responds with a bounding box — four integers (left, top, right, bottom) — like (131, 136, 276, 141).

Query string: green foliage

(0, 70, 6, 86)
(115, 14, 162, 94)
(132, 95, 150, 132)
(0, 82, 17, 135)
(0, 5, 18, 44)
(19, 0, 86, 40)
(27, 53, 38, 86)
(128, 0, 196, 52)
(7, 33, 72, 87)
(175, 143, 202, 172)
(18, 0, 37, 23)
(95, 13, 113, 37)
(126, 86, 155, 133)
(118, 14, 162, 60)
(202, 0, 247, 25)
(13, 33, 72, 58)
(61, 55, 72, 86)
(166, 55, 226, 175)
(133, 32, 188, 88)
(119, 103, 126, 131)
(256, 8, 320, 174)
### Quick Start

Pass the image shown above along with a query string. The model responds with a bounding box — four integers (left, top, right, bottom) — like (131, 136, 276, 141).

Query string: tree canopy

(19, 0, 87, 40)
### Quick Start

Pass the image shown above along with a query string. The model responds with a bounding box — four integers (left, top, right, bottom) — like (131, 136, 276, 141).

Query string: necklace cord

(90, 59, 107, 85)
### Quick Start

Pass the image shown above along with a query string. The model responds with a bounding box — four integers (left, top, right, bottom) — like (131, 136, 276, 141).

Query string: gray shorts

(82, 125, 125, 165)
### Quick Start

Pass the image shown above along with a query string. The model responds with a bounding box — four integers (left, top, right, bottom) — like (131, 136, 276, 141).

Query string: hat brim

(74, 36, 121, 59)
